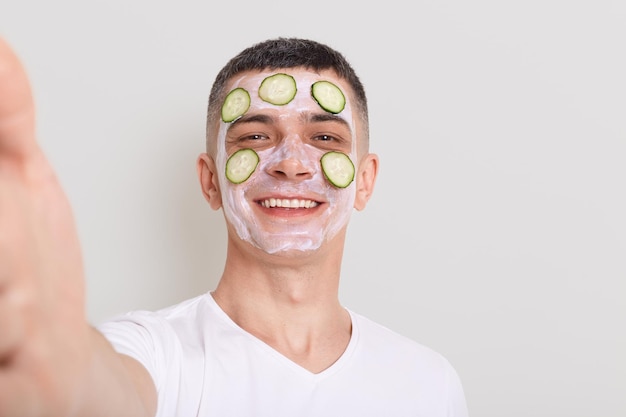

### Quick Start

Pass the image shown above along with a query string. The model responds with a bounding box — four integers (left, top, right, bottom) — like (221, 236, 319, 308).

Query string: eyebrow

(303, 112, 352, 134)
(227, 111, 352, 135)
(229, 113, 275, 129)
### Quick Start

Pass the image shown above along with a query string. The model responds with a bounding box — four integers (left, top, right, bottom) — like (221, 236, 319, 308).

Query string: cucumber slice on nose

(225, 148, 259, 184)
(258, 73, 297, 105)
(321, 151, 355, 188)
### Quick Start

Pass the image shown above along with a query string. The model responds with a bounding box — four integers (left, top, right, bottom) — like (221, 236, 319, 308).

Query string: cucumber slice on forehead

(311, 81, 346, 114)
(258, 73, 297, 105)
(320, 151, 355, 188)
(221, 88, 251, 122)
(225, 148, 259, 184)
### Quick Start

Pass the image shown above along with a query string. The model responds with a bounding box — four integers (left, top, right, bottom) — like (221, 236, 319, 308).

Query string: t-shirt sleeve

(98, 311, 182, 416)
(445, 359, 469, 417)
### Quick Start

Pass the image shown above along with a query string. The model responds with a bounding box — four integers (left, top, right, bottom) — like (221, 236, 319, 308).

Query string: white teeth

(261, 199, 319, 208)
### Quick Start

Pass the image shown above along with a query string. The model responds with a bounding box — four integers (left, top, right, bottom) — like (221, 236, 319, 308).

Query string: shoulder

(99, 292, 211, 332)
(97, 293, 216, 359)
(349, 310, 462, 384)
(348, 311, 469, 416)
(97, 293, 215, 395)
(350, 310, 444, 362)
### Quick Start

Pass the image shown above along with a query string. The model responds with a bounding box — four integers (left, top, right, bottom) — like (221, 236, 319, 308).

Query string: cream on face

(215, 70, 358, 254)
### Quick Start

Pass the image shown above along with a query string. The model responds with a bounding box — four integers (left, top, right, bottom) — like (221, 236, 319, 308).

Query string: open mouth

(258, 198, 320, 209)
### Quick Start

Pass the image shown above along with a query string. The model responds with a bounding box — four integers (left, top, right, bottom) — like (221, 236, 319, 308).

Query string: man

(0, 37, 468, 416)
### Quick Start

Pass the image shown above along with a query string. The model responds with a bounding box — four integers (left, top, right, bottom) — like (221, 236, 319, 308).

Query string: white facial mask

(215, 70, 358, 254)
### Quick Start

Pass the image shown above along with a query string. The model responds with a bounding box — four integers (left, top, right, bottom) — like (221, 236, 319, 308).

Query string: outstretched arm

(0, 37, 156, 417)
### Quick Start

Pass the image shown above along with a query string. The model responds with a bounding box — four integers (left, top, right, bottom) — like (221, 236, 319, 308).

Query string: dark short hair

(206, 37, 369, 149)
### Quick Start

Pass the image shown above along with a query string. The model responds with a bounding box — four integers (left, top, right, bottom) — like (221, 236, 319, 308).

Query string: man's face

(212, 68, 360, 255)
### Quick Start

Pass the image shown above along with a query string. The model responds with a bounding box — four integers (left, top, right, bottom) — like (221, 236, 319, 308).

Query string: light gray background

(2, 1, 625, 416)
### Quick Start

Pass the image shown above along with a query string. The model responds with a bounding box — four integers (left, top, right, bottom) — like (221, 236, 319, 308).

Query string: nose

(265, 137, 316, 181)
(268, 158, 314, 181)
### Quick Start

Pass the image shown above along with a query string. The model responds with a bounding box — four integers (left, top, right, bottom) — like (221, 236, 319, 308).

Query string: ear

(353, 153, 379, 211)
(197, 153, 222, 210)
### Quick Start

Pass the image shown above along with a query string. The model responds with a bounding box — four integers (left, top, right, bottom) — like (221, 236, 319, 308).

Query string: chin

(250, 236, 324, 256)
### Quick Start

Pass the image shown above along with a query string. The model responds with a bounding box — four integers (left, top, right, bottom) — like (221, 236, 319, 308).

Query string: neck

(211, 231, 351, 373)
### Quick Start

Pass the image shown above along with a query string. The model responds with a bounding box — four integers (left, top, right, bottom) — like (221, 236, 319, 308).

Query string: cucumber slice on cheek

(321, 151, 355, 188)
(221, 88, 251, 122)
(225, 148, 260, 184)
(226, 149, 353, 189)
(311, 81, 346, 114)
(258, 73, 297, 105)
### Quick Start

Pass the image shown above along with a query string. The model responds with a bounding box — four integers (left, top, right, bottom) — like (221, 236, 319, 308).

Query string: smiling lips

(258, 198, 320, 209)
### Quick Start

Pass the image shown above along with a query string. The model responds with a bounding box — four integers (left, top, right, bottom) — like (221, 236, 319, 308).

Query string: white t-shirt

(99, 293, 468, 417)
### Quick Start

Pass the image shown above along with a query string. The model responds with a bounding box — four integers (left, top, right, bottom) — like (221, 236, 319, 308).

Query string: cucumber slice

(311, 80, 345, 114)
(320, 151, 355, 188)
(221, 88, 251, 122)
(225, 148, 259, 184)
(258, 73, 297, 105)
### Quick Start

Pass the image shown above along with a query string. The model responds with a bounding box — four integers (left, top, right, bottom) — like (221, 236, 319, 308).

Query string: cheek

(329, 183, 356, 209)
(215, 124, 229, 184)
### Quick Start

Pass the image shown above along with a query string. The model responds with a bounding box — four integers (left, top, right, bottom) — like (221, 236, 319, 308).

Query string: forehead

(222, 68, 357, 127)
(225, 67, 353, 100)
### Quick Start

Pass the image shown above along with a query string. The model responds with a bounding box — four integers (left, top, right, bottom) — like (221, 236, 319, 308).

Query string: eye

(309, 132, 351, 153)
(241, 133, 268, 141)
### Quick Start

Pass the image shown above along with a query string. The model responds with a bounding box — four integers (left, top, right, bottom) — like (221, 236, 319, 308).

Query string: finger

(0, 37, 38, 162)
(0, 200, 27, 362)
(0, 286, 26, 363)
(0, 372, 40, 417)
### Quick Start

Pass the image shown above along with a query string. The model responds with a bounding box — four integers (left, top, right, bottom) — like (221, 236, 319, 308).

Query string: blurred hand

(0, 37, 91, 416)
